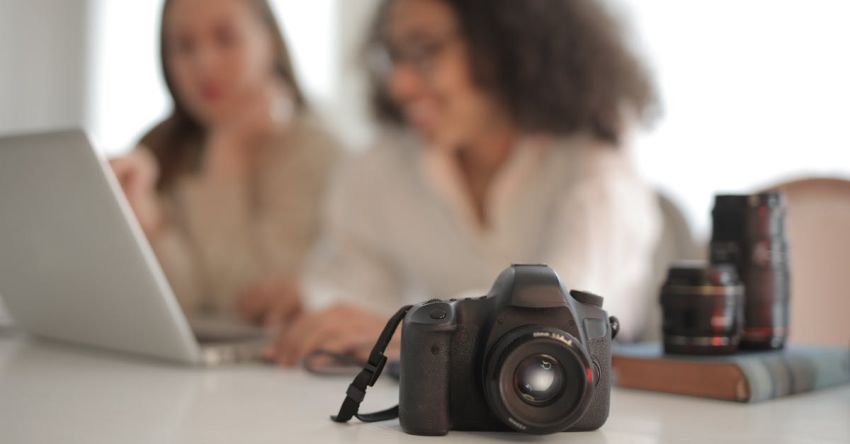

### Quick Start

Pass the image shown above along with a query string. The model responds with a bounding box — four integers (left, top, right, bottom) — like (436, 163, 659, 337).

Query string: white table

(0, 333, 848, 444)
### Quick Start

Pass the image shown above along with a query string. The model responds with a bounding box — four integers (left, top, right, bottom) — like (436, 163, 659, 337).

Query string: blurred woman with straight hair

(112, 0, 339, 326)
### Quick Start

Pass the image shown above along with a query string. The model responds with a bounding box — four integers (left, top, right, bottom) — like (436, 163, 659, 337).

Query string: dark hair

(366, 0, 659, 145)
(140, 0, 305, 190)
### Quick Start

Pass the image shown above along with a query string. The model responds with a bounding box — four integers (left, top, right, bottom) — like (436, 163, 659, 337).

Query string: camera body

(399, 264, 615, 436)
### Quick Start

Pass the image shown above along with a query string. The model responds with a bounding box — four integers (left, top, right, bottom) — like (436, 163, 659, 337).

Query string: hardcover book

(612, 343, 850, 402)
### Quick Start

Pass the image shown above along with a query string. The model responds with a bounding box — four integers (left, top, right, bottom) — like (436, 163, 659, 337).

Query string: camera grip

(571, 335, 611, 431)
(399, 303, 455, 436)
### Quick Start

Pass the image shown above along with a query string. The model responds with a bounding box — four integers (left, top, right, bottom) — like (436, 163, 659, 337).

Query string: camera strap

(330, 304, 412, 424)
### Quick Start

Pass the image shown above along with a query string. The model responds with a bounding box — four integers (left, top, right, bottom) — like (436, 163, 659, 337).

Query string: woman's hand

(236, 275, 303, 328)
(264, 303, 397, 367)
(109, 149, 162, 238)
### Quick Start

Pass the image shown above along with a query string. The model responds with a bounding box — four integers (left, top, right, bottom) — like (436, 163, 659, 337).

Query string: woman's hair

(140, 0, 305, 190)
(366, 0, 659, 145)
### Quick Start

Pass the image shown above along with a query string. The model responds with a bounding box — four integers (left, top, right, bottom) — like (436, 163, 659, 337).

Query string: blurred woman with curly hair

(270, 0, 662, 364)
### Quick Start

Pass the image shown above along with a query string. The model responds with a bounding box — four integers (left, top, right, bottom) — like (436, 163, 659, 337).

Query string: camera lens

(660, 261, 744, 355)
(484, 326, 593, 434)
(710, 192, 790, 350)
(514, 354, 564, 406)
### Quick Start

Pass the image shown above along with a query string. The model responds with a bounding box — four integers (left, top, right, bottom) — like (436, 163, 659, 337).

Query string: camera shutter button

(429, 308, 448, 320)
(569, 290, 604, 307)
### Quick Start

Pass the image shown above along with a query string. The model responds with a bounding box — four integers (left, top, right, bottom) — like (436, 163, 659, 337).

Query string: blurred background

(1, 0, 849, 239)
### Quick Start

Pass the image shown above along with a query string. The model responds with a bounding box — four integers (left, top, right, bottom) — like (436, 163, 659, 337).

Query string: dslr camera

(399, 264, 618, 435)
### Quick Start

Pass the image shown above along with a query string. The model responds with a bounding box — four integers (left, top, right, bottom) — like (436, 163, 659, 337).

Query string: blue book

(612, 343, 850, 402)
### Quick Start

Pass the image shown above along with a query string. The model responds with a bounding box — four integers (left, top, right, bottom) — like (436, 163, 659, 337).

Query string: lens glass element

(514, 354, 564, 406)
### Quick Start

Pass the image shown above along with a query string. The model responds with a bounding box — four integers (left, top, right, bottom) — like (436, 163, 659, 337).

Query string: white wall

(620, 0, 850, 238)
(86, 0, 168, 153)
(332, 0, 383, 148)
(0, 0, 91, 135)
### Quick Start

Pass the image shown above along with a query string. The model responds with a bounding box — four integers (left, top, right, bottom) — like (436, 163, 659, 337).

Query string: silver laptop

(0, 129, 267, 365)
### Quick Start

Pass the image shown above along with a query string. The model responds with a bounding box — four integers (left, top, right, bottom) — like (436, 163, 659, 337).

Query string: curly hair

(366, 0, 659, 145)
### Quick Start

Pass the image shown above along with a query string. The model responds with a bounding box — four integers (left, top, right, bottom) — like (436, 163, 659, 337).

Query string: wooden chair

(764, 178, 850, 346)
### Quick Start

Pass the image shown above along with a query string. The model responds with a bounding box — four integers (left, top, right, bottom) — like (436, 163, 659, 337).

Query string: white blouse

(307, 131, 661, 341)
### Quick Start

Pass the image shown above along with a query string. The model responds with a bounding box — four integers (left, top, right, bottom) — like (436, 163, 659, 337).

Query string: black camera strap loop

(331, 305, 412, 424)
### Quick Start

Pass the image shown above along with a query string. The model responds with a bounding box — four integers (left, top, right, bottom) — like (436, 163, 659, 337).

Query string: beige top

(149, 116, 339, 314)
(308, 131, 662, 341)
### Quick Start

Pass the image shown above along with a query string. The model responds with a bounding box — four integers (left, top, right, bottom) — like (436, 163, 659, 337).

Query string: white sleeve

(542, 153, 661, 342)
(302, 153, 404, 315)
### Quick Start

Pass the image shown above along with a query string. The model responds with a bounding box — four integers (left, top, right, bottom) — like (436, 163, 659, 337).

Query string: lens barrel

(711, 192, 790, 350)
(660, 262, 744, 355)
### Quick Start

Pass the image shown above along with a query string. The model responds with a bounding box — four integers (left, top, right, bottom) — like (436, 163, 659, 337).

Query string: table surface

(0, 332, 848, 444)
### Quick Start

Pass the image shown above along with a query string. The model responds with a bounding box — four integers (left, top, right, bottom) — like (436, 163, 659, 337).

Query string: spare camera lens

(484, 326, 593, 434)
(514, 354, 565, 406)
(710, 192, 790, 350)
(660, 261, 744, 355)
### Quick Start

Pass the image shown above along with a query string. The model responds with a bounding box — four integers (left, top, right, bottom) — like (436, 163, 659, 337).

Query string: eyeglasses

(368, 31, 460, 81)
